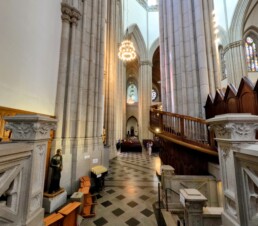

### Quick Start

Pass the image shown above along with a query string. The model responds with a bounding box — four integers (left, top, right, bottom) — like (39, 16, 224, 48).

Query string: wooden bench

(58, 202, 81, 226)
(44, 213, 64, 226)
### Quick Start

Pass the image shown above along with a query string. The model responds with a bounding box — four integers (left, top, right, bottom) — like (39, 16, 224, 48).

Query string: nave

(81, 151, 162, 226)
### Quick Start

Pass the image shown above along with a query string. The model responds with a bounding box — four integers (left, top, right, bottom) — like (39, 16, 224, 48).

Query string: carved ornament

(61, 3, 72, 23)
(5, 122, 56, 141)
(209, 122, 258, 140)
(71, 8, 81, 25)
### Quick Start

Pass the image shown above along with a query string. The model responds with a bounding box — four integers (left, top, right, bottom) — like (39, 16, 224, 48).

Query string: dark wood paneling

(205, 77, 258, 118)
(158, 138, 218, 175)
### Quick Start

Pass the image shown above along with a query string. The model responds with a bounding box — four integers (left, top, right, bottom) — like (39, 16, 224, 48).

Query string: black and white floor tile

(80, 150, 162, 226)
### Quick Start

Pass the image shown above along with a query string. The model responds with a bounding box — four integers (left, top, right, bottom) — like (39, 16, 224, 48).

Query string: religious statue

(102, 127, 106, 145)
(48, 149, 63, 194)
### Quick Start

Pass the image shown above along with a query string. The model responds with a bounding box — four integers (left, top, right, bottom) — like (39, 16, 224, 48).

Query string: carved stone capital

(61, 3, 72, 23)
(4, 115, 57, 141)
(207, 114, 258, 141)
(70, 8, 81, 25)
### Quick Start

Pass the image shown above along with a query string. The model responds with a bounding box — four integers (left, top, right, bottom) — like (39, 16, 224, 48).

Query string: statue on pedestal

(48, 149, 63, 194)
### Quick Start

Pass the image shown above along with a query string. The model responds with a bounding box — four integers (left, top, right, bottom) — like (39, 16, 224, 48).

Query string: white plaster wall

(0, 0, 61, 115)
(214, 1, 227, 31)
(126, 0, 147, 43)
(214, 0, 238, 32)
(148, 11, 159, 50)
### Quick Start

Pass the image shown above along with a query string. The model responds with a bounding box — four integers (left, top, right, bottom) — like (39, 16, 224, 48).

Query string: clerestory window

(245, 35, 258, 72)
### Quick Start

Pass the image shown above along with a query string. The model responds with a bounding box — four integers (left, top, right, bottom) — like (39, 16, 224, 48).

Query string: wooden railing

(149, 108, 217, 156)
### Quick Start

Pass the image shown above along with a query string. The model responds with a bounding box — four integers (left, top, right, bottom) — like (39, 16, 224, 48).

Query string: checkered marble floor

(80, 150, 161, 226)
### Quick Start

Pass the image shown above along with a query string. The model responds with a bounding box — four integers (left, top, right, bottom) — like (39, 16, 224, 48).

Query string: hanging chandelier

(118, 0, 136, 62)
(118, 39, 137, 62)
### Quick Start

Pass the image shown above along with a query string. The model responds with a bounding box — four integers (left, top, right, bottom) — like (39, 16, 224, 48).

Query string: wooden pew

(44, 213, 64, 226)
(58, 202, 81, 226)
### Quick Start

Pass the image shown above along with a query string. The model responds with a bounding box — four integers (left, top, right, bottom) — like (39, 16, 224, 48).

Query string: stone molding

(207, 114, 258, 141)
(4, 114, 57, 141)
(61, 3, 81, 24)
(223, 40, 243, 54)
(136, 0, 158, 12)
(140, 60, 152, 66)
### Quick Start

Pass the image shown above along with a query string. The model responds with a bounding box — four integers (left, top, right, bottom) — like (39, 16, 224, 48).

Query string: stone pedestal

(3, 114, 57, 226)
(207, 113, 258, 226)
(43, 190, 67, 214)
(180, 189, 207, 226)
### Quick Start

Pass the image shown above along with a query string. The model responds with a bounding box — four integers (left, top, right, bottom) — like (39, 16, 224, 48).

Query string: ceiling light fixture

(118, 0, 136, 62)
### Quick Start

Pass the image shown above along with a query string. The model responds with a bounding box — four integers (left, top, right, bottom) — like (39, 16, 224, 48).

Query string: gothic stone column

(4, 114, 56, 226)
(207, 113, 258, 226)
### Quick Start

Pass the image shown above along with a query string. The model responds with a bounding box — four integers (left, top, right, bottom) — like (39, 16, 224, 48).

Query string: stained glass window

(152, 89, 157, 101)
(127, 84, 138, 104)
(245, 36, 258, 72)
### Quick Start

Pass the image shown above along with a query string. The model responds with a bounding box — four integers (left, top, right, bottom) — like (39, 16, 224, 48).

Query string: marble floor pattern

(80, 150, 161, 226)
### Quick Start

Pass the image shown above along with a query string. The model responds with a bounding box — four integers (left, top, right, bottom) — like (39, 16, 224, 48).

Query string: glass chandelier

(118, 38, 136, 61)
(118, 0, 136, 62)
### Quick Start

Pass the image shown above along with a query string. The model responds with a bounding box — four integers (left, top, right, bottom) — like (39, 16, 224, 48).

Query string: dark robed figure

(48, 149, 63, 194)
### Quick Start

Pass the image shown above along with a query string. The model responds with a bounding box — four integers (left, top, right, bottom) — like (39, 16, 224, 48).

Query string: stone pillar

(138, 60, 152, 140)
(160, 165, 175, 189)
(64, 7, 81, 138)
(207, 113, 258, 226)
(55, 3, 72, 139)
(180, 188, 207, 226)
(4, 114, 57, 226)
(159, 0, 218, 118)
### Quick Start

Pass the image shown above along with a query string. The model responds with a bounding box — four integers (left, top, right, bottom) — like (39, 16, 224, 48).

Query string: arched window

(245, 36, 258, 72)
(152, 88, 157, 101)
(127, 84, 138, 104)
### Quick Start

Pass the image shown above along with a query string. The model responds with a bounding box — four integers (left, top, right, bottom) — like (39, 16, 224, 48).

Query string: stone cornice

(4, 115, 57, 141)
(223, 40, 243, 54)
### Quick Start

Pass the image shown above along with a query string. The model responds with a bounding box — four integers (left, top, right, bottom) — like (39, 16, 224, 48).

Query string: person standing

(148, 141, 153, 155)
(48, 149, 63, 194)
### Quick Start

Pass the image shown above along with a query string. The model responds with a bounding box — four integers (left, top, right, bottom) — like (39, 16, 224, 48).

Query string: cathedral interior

(1, 0, 258, 226)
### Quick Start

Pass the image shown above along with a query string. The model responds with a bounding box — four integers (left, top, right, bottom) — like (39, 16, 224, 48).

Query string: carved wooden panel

(159, 138, 218, 175)
(213, 90, 226, 116)
(204, 94, 215, 119)
(205, 77, 258, 118)
(225, 84, 238, 113)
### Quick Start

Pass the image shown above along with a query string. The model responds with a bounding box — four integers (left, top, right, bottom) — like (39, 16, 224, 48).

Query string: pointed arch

(149, 38, 159, 61)
(229, 0, 252, 41)
(126, 24, 147, 60)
